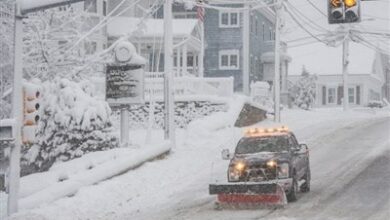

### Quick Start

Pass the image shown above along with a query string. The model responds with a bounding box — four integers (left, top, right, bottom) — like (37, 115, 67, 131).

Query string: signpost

(106, 65, 144, 106)
(106, 42, 145, 147)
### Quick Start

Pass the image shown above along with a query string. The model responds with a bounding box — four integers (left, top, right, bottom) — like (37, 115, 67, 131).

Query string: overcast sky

(285, 0, 390, 75)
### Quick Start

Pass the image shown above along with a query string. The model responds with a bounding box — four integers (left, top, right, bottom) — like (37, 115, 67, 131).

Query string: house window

(262, 22, 265, 40)
(255, 19, 258, 35)
(219, 50, 239, 70)
(187, 54, 194, 67)
(103, 0, 107, 16)
(219, 11, 239, 28)
(348, 87, 355, 104)
(84, 0, 97, 13)
(328, 87, 336, 104)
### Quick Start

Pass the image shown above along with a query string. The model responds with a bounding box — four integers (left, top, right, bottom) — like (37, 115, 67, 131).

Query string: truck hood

(233, 152, 290, 165)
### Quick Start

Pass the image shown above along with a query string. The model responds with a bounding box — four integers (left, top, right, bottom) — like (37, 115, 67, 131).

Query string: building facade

(289, 73, 384, 107)
(156, 2, 290, 92)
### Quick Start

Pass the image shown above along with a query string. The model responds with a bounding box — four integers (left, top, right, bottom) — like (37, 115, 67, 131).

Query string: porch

(108, 18, 203, 77)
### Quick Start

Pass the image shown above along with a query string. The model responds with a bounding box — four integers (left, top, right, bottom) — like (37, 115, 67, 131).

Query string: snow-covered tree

(23, 6, 105, 81)
(19, 7, 119, 174)
(0, 1, 15, 119)
(22, 79, 118, 174)
(289, 66, 317, 110)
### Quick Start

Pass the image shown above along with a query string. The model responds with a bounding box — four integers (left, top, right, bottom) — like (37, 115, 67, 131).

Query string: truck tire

(300, 165, 311, 193)
(287, 175, 298, 202)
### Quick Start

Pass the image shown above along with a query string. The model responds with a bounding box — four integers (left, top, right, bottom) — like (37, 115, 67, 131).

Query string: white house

(289, 73, 383, 107)
(288, 42, 386, 108)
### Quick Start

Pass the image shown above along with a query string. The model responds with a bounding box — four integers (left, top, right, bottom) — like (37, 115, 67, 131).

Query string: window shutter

(322, 86, 326, 105)
(337, 86, 343, 105)
(356, 86, 361, 105)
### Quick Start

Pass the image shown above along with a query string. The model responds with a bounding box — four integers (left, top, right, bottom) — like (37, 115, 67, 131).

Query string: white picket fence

(91, 72, 234, 101)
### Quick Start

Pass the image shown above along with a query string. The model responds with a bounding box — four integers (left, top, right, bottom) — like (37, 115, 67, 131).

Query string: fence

(92, 72, 234, 101)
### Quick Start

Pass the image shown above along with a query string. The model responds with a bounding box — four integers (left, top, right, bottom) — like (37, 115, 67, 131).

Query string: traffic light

(329, 0, 343, 24)
(328, 0, 361, 24)
(22, 82, 41, 144)
(344, 0, 361, 23)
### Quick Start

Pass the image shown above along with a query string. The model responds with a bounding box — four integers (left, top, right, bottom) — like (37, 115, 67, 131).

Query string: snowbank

(18, 141, 171, 210)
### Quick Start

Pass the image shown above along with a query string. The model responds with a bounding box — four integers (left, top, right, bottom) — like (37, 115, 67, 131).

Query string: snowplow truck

(209, 126, 311, 208)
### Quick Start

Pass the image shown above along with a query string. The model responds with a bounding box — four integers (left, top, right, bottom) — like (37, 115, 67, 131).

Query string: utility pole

(164, 0, 175, 146)
(8, 1, 23, 214)
(342, 32, 350, 111)
(242, 1, 250, 95)
(274, 0, 283, 122)
(6, 0, 87, 215)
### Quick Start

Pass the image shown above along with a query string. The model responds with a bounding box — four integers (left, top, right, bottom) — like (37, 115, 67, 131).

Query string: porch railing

(91, 73, 234, 101)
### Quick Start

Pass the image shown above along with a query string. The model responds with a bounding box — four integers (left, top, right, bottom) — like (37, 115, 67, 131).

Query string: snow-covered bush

(289, 67, 317, 110)
(21, 79, 118, 175)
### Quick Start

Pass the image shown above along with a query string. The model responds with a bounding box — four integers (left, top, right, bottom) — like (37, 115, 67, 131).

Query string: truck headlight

(228, 170, 240, 182)
(234, 161, 245, 171)
(266, 160, 277, 168)
(278, 163, 289, 178)
(228, 161, 246, 182)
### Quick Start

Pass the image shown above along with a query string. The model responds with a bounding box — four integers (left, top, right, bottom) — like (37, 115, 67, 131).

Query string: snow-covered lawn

(6, 100, 390, 219)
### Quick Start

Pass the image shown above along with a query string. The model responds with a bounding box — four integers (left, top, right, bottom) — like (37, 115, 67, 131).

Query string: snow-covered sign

(106, 65, 145, 106)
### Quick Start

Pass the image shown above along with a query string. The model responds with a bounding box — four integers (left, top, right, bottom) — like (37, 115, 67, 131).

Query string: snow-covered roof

(107, 17, 198, 38)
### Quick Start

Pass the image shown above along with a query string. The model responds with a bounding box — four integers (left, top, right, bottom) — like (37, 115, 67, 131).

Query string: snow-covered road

(149, 117, 390, 220)
(10, 110, 390, 220)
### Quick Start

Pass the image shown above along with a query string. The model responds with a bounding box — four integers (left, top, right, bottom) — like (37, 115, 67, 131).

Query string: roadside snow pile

(18, 141, 170, 210)
(186, 96, 246, 138)
(21, 79, 119, 175)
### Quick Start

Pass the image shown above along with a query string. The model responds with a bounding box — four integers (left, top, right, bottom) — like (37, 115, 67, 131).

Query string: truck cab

(222, 126, 311, 202)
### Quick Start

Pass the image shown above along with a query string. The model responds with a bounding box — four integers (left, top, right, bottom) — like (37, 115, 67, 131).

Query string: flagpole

(197, 1, 204, 78)
(199, 21, 204, 78)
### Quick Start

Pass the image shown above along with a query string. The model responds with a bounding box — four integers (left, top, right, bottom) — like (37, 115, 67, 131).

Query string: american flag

(197, 1, 205, 22)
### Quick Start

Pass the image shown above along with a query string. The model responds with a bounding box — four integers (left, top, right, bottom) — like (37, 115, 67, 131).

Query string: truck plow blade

(209, 183, 287, 208)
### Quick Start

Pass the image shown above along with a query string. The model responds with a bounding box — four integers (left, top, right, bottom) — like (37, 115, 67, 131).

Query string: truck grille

(246, 165, 277, 181)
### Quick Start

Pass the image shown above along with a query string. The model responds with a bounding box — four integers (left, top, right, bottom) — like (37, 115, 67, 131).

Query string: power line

(284, 4, 330, 46)
(64, 0, 143, 55)
(180, 0, 278, 12)
(68, 0, 166, 76)
(305, 0, 326, 16)
(285, 1, 329, 32)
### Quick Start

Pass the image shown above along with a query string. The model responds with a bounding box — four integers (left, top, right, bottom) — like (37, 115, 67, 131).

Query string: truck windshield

(235, 135, 289, 154)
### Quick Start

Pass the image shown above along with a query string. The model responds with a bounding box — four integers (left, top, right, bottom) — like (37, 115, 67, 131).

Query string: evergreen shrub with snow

(21, 79, 118, 175)
(289, 66, 317, 110)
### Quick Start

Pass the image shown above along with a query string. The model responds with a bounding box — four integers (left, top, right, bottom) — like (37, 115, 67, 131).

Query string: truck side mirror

(299, 143, 308, 150)
(221, 149, 231, 160)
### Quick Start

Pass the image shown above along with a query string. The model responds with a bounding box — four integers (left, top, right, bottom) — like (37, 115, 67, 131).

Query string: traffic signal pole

(342, 32, 350, 111)
(163, 0, 175, 147)
(274, 0, 283, 122)
(6, 0, 87, 215)
(8, 1, 23, 214)
(242, 1, 250, 95)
